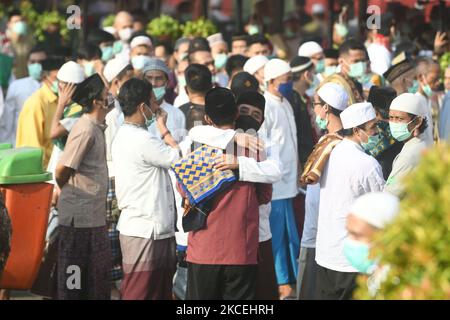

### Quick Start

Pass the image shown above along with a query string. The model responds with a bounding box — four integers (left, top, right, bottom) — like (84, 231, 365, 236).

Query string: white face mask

(118, 27, 133, 42)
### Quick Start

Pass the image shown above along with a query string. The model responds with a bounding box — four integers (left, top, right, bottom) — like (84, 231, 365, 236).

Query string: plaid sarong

(171, 145, 236, 205)
(106, 177, 123, 282)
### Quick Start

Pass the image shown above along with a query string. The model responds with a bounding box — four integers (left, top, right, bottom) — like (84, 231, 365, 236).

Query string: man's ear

(204, 114, 213, 126)
(323, 103, 330, 113)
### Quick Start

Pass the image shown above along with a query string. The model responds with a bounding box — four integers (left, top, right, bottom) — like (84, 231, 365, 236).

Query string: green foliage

(35, 10, 69, 42)
(355, 143, 450, 299)
(181, 17, 218, 38)
(439, 52, 450, 81)
(146, 14, 182, 41)
(102, 14, 115, 28)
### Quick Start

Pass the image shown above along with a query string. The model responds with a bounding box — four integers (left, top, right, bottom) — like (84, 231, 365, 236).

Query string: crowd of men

(0, 6, 449, 300)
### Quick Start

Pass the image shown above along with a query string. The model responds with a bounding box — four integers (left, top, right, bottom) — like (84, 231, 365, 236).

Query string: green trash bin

(0, 147, 54, 290)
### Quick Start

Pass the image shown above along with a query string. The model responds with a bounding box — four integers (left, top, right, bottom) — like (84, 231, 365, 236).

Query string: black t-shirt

(179, 102, 205, 130)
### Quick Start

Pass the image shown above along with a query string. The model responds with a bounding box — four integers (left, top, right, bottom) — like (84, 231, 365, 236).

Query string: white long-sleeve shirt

(148, 100, 186, 143)
(0, 77, 40, 146)
(258, 91, 299, 200)
(112, 123, 180, 240)
(188, 125, 283, 242)
(316, 138, 385, 272)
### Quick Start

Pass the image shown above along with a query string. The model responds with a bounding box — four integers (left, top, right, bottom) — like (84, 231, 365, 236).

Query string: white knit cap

(130, 36, 153, 49)
(317, 82, 349, 111)
(340, 102, 376, 129)
(207, 33, 226, 48)
(350, 192, 400, 229)
(57, 61, 85, 84)
(298, 41, 323, 57)
(390, 93, 422, 116)
(264, 58, 291, 82)
(243, 55, 269, 75)
(103, 57, 130, 83)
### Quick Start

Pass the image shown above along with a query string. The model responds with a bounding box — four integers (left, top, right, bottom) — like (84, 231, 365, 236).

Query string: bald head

(114, 11, 133, 31)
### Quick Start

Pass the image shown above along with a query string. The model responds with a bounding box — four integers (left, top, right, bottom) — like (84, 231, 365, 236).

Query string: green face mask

(422, 83, 433, 98)
(344, 238, 376, 274)
(28, 63, 42, 81)
(214, 53, 228, 70)
(407, 80, 419, 94)
(51, 80, 59, 94)
(153, 86, 166, 102)
(323, 65, 337, 76)
(315, 59, 325, 74)
(101, 46, 114, 62)
(248, 25, 260, 35)
(113, 41, 123, 55)
(315, 114, 328, 130)
(142, 105, 156, 129)
(348, 61, 366, 78)
(389, 118, 416, 142)
(360, 130, 382, 152)
(84, 62, 95, 77)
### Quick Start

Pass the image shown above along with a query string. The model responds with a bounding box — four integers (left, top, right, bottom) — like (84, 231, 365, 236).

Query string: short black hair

(225, 54, 248, 78)
(186, 106, 206, 131)
(87, 29, 115, 45)
(77, 43, 101, 61)
(339, 38, 367, 57)
(72, 74, 105, 112)
(246, 34, 269, 47)
(118, 78, 153, 117)
(28, 44, 47, 58)
(154, 40, 174, 56)
(205, 87, 237, 126)
(231, 33, 248, 42)
(185, 64, 212, 95)
(8, 9, 21, 20)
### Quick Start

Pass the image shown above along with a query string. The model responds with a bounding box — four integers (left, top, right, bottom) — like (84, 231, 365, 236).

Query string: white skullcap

(350, 192, 400, 229)
(312, 4, 325, 15)
(130, 36, 153, 49)
(207, 33, 226, 48)
(57, 61, 85, 84)
(340, 102, 376, 129)
(243, 55, 269, 75)
(390, 93, 422, 116)
(298, 41, 323, 57)
(317, 83, 349, 111)
(103, 57, 130, 83)
(264, 58, 291, 82)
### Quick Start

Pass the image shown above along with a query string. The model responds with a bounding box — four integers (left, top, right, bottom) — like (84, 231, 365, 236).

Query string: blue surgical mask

(315, 114, 328, 130)
(407, 80, 419, 94)
(315, 59, 325, 74)
(131, 55, 151, 70)
(84, 62, 95, 77)
(101, 46, 114, 62)
(348, 61, 366, 78)
(13, 21, 27, 36)
(113, 41, 123, 55)
(214, 53, 228, 70)
(28, 63, 42, 81)
(153, 86, 166, 101)
(422, 83, 434, 98)
(278, 81, 294, 99)
(323, 65, 337, 77)
(389, 118, 416, 142)
(142, 105, 155, 128)
(344, 238, 377, 274)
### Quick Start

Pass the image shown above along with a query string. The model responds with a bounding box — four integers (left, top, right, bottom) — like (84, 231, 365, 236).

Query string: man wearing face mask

(322, 39, 365, 105)
(55, 74, 114, 300)
(259, 58, 300, 299)
(112, 11, 134, 59)
(86, 29, 116, 63)
(143, 59, 186, 143)
(383, 57, 418, 95)
(315, 102, 385, 300)
(16, 58, 64, 168)
(298, 41, 325, 81)
(385, 93, 429, 196)
(322, 49, 339, 78)
(207, 33, 229, 87)
(76, 44, 103, 77)
(345, 192, 400, 297)
(129, 35, 153, 77)
(0, 45, 47, 146)
(112, 78, 179, 300)
(415, 57, 442, 144)
(5, 10, 35, 79)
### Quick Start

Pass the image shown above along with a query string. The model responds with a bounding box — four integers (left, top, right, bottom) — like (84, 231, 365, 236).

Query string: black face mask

(235, 115, 262, 133)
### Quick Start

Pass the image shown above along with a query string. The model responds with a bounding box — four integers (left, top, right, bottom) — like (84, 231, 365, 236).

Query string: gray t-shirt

(301, 183, 320, 248)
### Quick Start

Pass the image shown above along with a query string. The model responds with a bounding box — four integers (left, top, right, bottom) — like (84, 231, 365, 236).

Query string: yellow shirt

(16, 84, 58, 168)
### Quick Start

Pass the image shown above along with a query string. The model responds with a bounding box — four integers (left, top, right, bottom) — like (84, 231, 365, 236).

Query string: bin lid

(0, 147, 52, 184)
(0, 143, 12, 150)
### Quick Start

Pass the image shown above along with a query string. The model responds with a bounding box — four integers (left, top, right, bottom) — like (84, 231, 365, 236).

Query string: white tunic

(384, 137, 428, 196)
(105, 99, 124, 177)
(315, 138, 385, 272)
(148, 100, 186, 143)
(0, 77, 40, 146)
(259, 91, 299, 200)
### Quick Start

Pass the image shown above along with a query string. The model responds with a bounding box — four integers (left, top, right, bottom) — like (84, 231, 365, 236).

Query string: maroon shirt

(186, 181, 271, 265)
